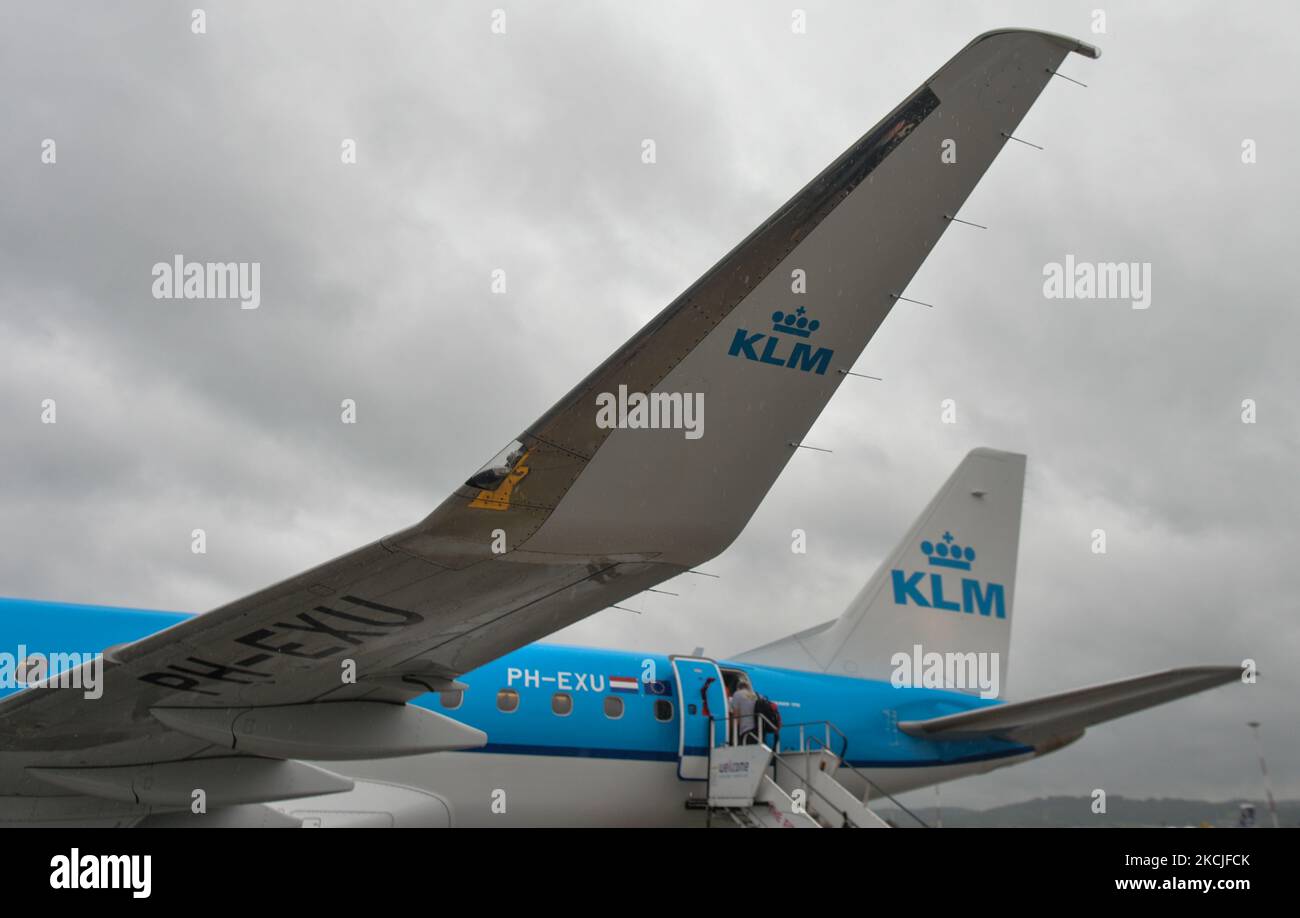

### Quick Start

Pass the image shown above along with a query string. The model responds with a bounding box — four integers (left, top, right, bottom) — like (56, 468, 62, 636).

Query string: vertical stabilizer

(736, 449, 1025, 696)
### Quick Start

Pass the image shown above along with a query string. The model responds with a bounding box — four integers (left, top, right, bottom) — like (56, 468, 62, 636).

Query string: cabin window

(439, 689, 463, 710)
(654, 699, 674, 722)
(603, 696, 624, 719)
(552, 692, 573, 716)
(497, 688, 520, 713)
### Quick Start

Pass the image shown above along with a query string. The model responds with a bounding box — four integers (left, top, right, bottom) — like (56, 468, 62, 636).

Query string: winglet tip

(966, 446, 1027, 465)
(1076, 40, 1102, 60)
(972, 28, 1101, 60)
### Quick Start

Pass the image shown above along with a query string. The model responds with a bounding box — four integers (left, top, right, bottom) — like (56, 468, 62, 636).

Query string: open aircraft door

(670, 655, 728, 780)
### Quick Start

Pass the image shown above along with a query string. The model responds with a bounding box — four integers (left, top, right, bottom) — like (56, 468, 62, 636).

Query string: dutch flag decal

(609, 676, 639, 694)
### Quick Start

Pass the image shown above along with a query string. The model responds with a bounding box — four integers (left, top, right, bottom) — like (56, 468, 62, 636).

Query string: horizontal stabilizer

(899, 666, 1240, 746)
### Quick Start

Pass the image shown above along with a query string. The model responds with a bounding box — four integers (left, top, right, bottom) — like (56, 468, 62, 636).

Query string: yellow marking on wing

(469, 451, 532, 511)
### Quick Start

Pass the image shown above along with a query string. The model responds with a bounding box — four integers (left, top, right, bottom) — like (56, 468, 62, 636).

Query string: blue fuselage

(0, 596, 1030, 771)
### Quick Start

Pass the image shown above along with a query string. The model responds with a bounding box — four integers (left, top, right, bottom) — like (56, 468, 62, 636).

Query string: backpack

(754, 695, 781, 732)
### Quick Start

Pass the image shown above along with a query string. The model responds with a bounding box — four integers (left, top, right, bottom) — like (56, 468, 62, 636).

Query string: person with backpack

(754, 692, 782, 750)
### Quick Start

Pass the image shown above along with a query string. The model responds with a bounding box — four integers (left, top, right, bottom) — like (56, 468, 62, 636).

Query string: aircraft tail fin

(735, 448, 1025, 696)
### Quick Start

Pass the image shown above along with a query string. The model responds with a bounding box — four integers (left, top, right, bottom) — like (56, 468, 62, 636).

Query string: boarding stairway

(697, 719, 929, 829)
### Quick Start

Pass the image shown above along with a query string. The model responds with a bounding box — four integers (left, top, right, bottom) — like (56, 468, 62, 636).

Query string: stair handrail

(805, 728, 930, 828)
(709, 714, 852, 827)
(770, 718, 930, 828)
(704, 713, 931, 828)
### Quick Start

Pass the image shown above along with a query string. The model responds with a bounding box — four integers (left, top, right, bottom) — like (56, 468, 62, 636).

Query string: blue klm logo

(727, 307, 834, 375)
(891, 531, 1006, 619)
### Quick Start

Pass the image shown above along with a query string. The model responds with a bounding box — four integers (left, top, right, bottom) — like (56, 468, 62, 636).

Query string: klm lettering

(727, 329, 833, 375)
(890, 570, 1006, 618)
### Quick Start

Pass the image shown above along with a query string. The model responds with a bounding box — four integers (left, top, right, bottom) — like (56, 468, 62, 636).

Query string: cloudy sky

(2, 0, 1295, 811)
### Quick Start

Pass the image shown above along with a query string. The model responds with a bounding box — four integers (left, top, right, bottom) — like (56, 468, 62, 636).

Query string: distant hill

(875, 796, 1297, 828)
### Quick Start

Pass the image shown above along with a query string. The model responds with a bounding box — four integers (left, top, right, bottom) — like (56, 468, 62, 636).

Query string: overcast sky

(2, 0, 1296, 812)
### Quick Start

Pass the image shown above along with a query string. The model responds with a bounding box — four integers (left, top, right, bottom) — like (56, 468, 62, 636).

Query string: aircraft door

(670, 656, 728, 780)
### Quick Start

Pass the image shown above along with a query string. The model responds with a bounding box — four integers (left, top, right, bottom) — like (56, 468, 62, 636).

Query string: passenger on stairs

(729, 677, 758, 745)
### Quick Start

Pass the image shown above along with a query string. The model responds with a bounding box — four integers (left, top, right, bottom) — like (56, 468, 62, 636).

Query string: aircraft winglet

(473, 30, 1100, 569)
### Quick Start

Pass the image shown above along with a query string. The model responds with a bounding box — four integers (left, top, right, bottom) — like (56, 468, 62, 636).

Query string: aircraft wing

(898, 666, 1241, 747)
(0, 29, 1097, 807)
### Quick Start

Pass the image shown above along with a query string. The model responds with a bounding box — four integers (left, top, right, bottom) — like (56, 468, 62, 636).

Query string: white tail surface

(736, 448, 1025, 696)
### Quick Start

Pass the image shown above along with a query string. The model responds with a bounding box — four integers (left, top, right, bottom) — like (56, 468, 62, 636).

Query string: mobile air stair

(696, 719, 929, 829)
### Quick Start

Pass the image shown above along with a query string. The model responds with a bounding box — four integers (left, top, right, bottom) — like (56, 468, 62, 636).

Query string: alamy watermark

(50, 849, 150, 898)
(890, 643, 1000, 699)
(595, 385, 704, 439)
(1043, 255, 1151, 309)
(152, 255, 261, 309)
(1, 646, 103, 699)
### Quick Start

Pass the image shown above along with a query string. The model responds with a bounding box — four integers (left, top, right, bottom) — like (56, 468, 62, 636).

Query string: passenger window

(497, 688, 519, 713)
(552, 692, 573, 716)
(603, 696, 624, 719)
(440, 689, 463, 710)
(654, 699, 673, 722)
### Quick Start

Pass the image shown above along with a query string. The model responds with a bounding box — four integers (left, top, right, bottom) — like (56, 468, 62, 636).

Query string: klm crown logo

(921, 531, 974, 570)
(727, 307, 834, 375)
(771, 307, 820, 337)
(891, 530, 1005, 619)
